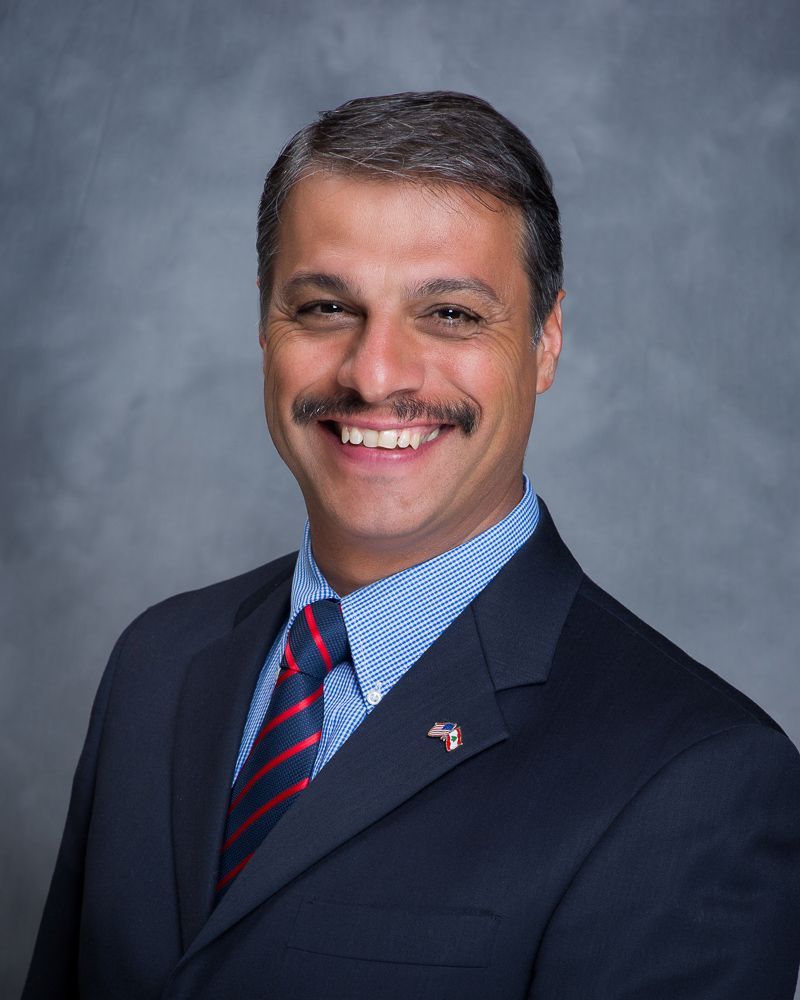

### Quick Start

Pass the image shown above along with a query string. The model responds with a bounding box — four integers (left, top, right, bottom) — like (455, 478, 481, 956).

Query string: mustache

(292, 392, 480, 437)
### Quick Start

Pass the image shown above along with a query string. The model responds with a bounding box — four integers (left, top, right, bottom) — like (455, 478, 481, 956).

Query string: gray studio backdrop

(2, 0, 799, 994)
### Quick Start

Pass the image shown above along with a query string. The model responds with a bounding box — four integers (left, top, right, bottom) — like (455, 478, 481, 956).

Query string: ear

(256, 275, 266, 349)
(535, 290, 564, 395)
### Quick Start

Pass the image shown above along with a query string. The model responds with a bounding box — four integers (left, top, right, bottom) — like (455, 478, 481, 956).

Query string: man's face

(260, 173, 561, 565)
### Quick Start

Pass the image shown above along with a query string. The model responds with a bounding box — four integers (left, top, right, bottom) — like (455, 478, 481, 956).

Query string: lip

(323, 418, 444, 434)
(315, 420, 452, 462)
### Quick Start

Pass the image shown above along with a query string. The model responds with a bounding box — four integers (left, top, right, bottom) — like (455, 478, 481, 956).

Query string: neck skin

(306, 475, 525, 596)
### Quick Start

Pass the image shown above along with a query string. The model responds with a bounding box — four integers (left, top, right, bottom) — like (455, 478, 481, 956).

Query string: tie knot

(282, 600, 349, 680)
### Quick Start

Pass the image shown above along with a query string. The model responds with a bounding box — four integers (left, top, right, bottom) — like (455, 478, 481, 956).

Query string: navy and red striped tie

(217, 599, 349, 895)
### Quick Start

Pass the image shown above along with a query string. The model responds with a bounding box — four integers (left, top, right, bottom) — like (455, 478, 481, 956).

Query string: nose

(335, 316, 425, 403)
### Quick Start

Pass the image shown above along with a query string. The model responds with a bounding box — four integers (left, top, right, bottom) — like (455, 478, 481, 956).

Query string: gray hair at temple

(255, 91, 563, 344)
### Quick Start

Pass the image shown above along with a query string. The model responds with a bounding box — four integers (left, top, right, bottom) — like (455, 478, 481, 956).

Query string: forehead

(273, 172, 527, 298)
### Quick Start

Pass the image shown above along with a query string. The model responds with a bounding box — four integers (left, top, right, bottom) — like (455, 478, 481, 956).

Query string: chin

(320, 500, 438, 546)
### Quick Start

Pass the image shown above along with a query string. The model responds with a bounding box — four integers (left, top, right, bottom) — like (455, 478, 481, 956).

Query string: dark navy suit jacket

(23, 501, 800, 998)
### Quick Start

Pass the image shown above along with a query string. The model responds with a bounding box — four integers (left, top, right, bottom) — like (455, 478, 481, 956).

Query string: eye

(293, 300, 356, 329)
(297, 301, 349, 316)
(425, 306, 482, 330)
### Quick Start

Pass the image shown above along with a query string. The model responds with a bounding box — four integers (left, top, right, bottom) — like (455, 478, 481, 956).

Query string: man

(24, 92, 800, 999)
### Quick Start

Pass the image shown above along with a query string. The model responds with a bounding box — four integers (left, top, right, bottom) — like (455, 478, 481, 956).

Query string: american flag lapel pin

(427, 721, 463, 752)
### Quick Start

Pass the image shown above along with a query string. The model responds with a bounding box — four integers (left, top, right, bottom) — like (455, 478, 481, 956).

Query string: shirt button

(366, 689, 382, 706)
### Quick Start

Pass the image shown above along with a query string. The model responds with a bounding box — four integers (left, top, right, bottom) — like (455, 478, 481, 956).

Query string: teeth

(339, 424, 442, 450)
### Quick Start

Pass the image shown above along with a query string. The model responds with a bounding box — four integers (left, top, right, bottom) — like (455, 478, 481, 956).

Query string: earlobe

(535, 359, 557, 395)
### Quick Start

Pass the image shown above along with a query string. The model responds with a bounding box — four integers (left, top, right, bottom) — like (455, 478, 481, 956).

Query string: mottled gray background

(2, 0, 798, 994)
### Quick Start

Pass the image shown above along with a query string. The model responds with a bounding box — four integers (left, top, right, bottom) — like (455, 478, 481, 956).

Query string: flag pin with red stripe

(427, 721, 462, 752)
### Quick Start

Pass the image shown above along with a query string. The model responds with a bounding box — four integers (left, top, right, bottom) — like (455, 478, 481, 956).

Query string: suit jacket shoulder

(575, 574, 781, 732)
(118, 550, 297, 662)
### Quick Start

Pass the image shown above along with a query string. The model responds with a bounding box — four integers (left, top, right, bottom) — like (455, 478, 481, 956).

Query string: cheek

(266, 333, 343, 399)
(263, 335, 309, 404)
(446, 342, 537, 425)
(262, 340, 299, 444)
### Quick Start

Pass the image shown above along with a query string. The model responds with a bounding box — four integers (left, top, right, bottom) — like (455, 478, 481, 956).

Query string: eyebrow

(278, 271, 504, 309)
(411, 276, 503, 308)
(279, 272, 353, 300)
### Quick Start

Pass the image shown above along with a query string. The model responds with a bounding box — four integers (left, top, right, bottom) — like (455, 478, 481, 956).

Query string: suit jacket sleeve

(528, 723, 800, 999)
(22, 618, 140, 1000)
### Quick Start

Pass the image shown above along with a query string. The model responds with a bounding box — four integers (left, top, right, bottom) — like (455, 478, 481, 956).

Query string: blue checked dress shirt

(233, 476, 539, 784)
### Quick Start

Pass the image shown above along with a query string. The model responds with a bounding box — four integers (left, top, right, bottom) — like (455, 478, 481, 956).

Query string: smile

(338, 424, 442, 450)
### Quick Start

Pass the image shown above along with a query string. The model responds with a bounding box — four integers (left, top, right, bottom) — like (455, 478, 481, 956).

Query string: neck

(309, 479, 525, 596)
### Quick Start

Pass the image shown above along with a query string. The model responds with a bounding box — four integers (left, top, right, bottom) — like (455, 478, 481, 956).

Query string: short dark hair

(256, 91, 562, 341)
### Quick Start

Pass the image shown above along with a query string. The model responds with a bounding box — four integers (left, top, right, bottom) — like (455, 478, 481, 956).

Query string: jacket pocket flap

(288, 899, 500, 968)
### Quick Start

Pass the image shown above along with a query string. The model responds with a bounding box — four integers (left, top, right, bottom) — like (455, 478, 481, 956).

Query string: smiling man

(24, 92, 800, 1000)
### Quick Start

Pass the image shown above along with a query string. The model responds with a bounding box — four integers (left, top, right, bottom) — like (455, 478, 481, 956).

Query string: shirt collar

(289, 475, 539, 708)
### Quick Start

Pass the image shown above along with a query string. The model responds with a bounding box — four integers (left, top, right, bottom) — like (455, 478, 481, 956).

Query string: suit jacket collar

(171, 563, 294, 950)
(473, 496, 583, 690)
(170, 496, 583, 964)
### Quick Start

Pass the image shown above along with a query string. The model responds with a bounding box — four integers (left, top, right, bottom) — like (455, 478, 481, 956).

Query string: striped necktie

(217, 599, 349, 895)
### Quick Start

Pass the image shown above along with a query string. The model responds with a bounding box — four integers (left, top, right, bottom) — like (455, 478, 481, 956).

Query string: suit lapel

(171, 567, 293, 950)
(179, 602, 509, 963)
